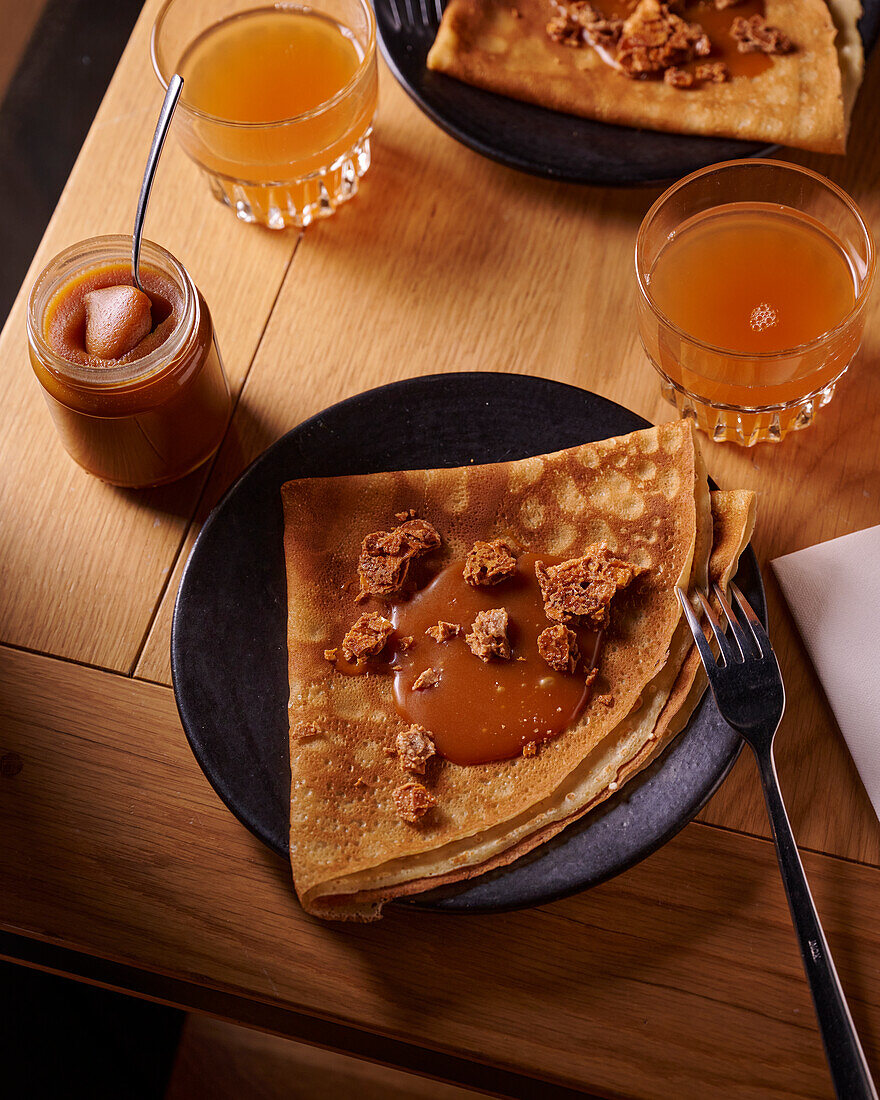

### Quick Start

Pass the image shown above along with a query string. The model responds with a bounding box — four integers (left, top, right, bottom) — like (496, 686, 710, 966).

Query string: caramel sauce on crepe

(335, 553, 600, 765)
(390, 554, 600, 766)
(680, 1, 771, 79)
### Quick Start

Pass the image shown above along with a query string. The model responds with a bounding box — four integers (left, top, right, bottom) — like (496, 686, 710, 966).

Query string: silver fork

(382, 0, 443, 35)
(677, 582, 877, 1100)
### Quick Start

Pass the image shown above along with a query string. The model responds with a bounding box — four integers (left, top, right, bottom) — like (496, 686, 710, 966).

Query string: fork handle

(751, 743, 878, 1100)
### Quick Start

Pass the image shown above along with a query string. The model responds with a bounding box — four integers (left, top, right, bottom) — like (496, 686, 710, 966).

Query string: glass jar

(27, 235, 230, 487)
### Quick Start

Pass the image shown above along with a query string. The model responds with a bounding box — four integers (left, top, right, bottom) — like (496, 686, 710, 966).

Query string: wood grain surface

(3, 644, 880, 1100)
(3, 0, 880, 1095)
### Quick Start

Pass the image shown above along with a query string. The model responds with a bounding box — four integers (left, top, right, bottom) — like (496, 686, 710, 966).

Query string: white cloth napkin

(772, 525, 880, 821)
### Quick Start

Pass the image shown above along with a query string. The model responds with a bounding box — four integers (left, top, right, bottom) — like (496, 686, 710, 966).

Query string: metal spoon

(132, 73, 183, 292)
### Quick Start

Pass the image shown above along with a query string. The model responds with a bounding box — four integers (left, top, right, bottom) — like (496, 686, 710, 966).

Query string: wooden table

(2, 3, 879, 1096)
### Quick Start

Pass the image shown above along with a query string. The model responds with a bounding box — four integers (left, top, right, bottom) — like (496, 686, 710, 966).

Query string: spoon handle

(132, 73, 184, 290)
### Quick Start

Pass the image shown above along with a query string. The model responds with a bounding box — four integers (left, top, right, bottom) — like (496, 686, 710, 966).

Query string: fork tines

(676, 583, 769, 667)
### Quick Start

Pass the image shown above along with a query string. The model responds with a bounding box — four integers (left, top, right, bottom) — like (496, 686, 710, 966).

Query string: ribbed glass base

(203, 131, 372, 229)
(657, 368, 846, 446)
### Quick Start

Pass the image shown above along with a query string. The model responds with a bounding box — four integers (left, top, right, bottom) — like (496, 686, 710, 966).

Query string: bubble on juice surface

(749, 303, 778, 332)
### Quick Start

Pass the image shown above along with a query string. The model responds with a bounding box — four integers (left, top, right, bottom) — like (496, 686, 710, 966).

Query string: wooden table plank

(3, 644, 880, 1099)
(136, 63, 880, 873)
(0, 0, 297, 672)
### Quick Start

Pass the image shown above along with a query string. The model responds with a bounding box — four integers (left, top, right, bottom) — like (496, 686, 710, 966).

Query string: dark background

(0, 0, 142, 317)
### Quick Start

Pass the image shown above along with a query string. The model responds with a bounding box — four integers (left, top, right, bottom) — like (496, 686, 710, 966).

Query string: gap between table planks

(2, 643, 880, 1100)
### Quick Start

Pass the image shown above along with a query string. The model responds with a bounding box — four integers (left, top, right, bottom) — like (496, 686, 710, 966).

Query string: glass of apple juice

(151, 0, 377, 229)
(635, 160, 875, 445)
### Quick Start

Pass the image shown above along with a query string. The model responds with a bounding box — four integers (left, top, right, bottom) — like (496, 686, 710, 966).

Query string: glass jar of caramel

(27, 235, 230, 488)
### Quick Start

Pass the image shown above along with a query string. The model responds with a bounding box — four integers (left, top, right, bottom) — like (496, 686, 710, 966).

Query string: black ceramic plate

(376, 0, 880, 186)
(172, 372, 765, 914)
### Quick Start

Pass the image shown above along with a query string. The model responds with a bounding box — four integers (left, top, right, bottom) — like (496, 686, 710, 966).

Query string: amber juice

(152, 0, 378, 228)
(649, 204, 857, 400)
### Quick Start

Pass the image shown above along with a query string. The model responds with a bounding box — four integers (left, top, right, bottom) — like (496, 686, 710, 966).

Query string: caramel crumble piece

(695, 61, 729, 83)
(396, 725, 436, 774)
(466, 608, 511, 662)
(393, 781, 435, 823)
(595, 691, 614, 708)
(664, 65, 694, 88)
(546, 12, 582, 46)
(341, 612, 394, 663)
(412, 668, 441, 691)
(426, 620, 461, 642)
(547, 2, 623, 49)
(522, 740, 539, 758)
(323, 647, 338, 662)
(731, 13, 793, 54)
(535, 547, 637, 629)
(395, 508, 417, 521)
(463, 539, 518, 587)
(537, 624, 580, 673)
(397, 635, 416, 652)
(357, 518, 441, 599)
(617, 0, 710, 78)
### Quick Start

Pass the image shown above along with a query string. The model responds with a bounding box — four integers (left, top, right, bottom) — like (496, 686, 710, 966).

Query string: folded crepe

(282, 420, 753, 920)
(426, 0, 863, 154)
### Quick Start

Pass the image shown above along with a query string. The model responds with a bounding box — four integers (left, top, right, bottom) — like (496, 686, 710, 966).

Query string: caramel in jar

(28, 236, 230, 488)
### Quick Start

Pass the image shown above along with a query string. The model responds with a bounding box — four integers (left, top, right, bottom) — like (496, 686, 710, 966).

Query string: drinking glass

(635, 160, 875, 445)
(151, 0, 378, 229)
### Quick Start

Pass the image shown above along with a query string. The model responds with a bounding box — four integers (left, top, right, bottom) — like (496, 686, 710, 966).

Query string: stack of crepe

(282, 420, 755, 920)
(425, 0, 864, 154)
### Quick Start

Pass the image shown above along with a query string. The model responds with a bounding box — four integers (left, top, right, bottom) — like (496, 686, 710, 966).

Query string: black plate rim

(171, 371, 765, 913)
(376, 0, 880, 187)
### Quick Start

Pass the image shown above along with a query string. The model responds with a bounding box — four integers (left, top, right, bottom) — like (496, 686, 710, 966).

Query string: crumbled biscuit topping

(547, 1, 624, 49)
(664, 65, 694, 87)
(537, 624, 580, 673)
(463, 539, 519, 587)
(617, 0, 710, 78)
(357, 519, 441, 599)
(730, 13, 793, 54)
(426, 620, 461, 642)
(341, 612, 394, 663)
(397, 635, 416, 651)
(535, 546, 636, 629)
(695, 60, 729, 82)
(396, 724, 436, 774)
(412, 667, 441, 691)
(395, 508, 417, 521)
(323, 647, 338, 662)
(393, 781, 435, 823)
(522, 741, 539, 757)
(466, 608, 511, 662)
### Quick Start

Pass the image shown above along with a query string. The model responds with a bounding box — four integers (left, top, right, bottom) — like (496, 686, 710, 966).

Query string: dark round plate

(171, 372, 765, 914)
(376, 0, 880, 186)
